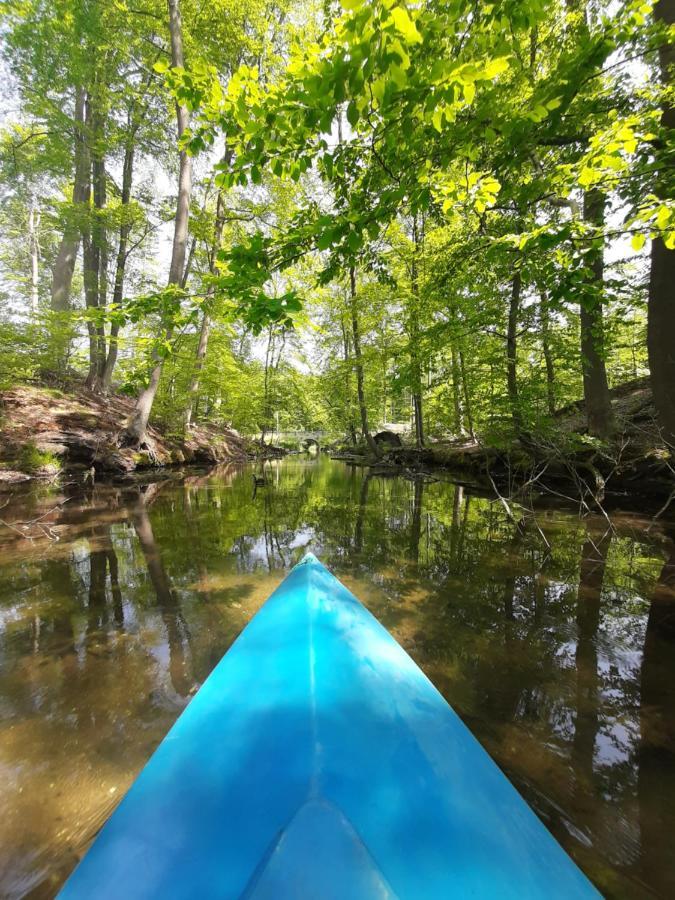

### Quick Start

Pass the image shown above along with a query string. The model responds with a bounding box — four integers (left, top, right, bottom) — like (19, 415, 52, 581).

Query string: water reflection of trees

(130, 492, 193, 697)
(639, 539, 675, 896)
(1, 459, 674, 897)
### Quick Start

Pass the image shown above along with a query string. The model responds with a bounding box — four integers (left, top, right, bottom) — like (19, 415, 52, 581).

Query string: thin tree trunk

(124, 0, 192, 445)
(93, 101, 108, 385)
(85, 89, 108, 392)
(648, 0, 675, 448)
(260, 327, 274, 447)
(349, 267, 378, 456)
(340, 314, 357, 444)
(459, 349, 475, 439)
(103, 137, 135, 391)
(410, 216, 424, 448)
(581, 190, 614, 439)
(185, 189, 226, 428)
(80, 95, 100, 390)
(540, 290, 556, 416)
(28, 202, 40, 313)
(507, 268, 525, 439)
(51, 87, 89, 312)
(451, 344, 463, 434)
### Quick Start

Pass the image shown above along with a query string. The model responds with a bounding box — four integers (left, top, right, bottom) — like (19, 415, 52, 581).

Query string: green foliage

(0, 0, 667, 448)
(17, 441, 61, 474)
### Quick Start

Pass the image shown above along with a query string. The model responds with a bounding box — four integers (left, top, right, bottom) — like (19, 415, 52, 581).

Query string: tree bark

(184, 189, 226, 428)
(648, 0, 675, 449)
(51, 87, 89, 312)
(349, 267, 378, 456)
(507, 268, 525, 439)
(124, 0, 192, 445)
(340, 314, 357, 444)
(28, 202, 40, 313)
(540, 290, 556, 416)
(450, 344, 463, 435)
(409, 216, 424, 448)
(103, 137, 135, 391)
(581, 190, 614, 439)
(459, 349, 475, 438)
(84, 87, 108, 392)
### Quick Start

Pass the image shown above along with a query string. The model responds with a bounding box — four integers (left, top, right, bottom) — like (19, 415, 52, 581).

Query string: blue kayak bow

(60, 553, 599, 899)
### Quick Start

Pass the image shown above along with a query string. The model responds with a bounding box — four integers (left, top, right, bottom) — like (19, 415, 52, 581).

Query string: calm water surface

(0, 456, 674, 898)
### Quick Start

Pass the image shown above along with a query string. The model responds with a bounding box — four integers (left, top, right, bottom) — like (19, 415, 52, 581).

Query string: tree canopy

(0, 0, 673, 453)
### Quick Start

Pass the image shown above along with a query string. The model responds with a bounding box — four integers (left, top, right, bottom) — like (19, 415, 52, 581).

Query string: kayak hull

(59, 553, 599, 898)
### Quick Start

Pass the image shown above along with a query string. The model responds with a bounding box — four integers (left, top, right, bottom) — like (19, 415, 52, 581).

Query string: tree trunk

(507, 268, 525, 439)
(84, 90, 108, 392)
(340, 314, 357, 444)
(459, 349, 475, 439)
(124, 0, 192, 445)
(185, 189, 226, 428)
(540, 290, 556, 416)
(103, 137, 135, 391)
(412, 393, 425, 448)
(648, 0, 675, 449)
(349, 267, 378, 456)
(51, 86, 89, 312)
(450, 344, 463, 435)
(409, 216, 424, 448)
(581, 190, 614, 439)
(28, 202, 40, 314)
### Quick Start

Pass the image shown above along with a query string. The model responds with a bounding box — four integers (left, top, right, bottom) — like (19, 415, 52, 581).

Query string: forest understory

(333, 376, 674, 515)
(1, 377, 672, 524)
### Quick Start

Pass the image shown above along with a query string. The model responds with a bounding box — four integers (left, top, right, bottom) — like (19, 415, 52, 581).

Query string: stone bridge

(258, 430, 329, 450)
(256, 422, 411, 451)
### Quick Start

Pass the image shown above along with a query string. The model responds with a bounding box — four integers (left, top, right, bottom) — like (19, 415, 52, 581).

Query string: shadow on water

(0, 455, 674, 897)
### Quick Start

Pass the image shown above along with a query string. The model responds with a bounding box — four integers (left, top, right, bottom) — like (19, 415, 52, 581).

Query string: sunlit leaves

(387, 6, 422, 44)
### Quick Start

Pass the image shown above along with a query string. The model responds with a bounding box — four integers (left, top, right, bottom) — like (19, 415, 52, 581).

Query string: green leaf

(388, 6, 422, 44)
(631, 233, 646, 251)
(482, 57, 509, 79)
(656, 205, 671, 230)
(346, 100, 359, 127)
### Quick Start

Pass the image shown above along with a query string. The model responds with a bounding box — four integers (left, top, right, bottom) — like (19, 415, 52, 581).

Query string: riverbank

(332, 378, 674, 512)
(0, 385, 252, 486)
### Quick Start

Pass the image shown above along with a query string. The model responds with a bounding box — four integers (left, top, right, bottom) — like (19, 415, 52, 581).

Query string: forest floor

(0, 384, 252, 487)
(335, 377, 675, 512)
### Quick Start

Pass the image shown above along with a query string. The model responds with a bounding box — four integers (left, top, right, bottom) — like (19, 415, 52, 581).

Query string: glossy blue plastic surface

(60, 553, 600, 899)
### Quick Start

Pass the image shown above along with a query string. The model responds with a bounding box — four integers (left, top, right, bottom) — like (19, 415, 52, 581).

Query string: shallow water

(0, 456, 673, 898)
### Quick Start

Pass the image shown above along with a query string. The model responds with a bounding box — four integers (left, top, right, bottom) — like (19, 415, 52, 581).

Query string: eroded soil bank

(0, 385, 252, 486)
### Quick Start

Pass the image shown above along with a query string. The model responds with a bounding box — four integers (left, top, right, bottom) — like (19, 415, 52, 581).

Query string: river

(0, 456, 673, 897)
